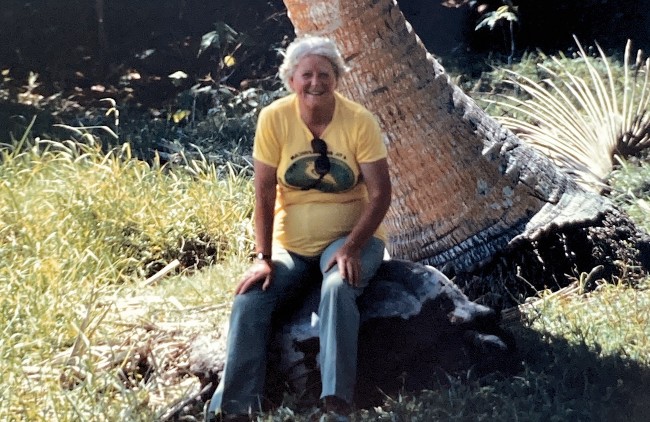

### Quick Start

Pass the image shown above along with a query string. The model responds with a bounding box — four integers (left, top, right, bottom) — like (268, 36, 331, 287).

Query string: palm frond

(485, 37, 650, 192)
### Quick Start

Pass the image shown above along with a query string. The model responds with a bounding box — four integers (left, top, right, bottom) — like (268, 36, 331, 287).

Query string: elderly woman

(206, 35, 391, 422)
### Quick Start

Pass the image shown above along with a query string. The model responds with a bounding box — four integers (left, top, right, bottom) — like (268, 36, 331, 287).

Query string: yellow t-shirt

(253, 92, 388, 256)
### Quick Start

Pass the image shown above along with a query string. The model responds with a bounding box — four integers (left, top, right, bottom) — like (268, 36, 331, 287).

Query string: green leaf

(198, 30, 219, 57)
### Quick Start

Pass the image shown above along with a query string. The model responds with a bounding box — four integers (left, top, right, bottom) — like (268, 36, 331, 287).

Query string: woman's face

(289, 54, 337, 108)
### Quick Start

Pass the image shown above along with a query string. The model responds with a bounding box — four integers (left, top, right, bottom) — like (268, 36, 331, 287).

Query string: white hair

(278, 35, 348, 92)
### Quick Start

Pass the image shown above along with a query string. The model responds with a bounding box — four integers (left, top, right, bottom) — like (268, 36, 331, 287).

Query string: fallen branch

(143, 259, 181, 286)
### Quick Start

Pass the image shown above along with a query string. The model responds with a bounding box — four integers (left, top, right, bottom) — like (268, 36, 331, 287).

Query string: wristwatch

(255, 252, 272, 261)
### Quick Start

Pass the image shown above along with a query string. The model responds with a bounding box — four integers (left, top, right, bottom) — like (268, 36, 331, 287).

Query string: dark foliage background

(0, 0, 648, 141)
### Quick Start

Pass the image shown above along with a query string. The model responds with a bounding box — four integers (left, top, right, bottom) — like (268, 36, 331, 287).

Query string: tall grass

(0, 135, 253, 420)
(608, 157, 650, 232)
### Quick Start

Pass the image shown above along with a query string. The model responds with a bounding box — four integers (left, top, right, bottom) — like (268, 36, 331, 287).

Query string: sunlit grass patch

(524, 277, 650, 364)
(0, 136, 253, 420)
(608, 157, 650, 232)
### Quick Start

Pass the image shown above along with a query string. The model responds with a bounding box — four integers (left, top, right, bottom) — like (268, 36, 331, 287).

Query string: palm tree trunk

(282, 0, 646, 281)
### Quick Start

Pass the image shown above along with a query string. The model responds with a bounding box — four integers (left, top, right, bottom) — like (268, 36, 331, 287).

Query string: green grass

(0, 135, 253, 420)
(608, 157, 650, 232)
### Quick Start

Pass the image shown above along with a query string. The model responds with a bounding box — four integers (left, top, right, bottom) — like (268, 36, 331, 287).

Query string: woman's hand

(324, 158, 391, 287)
(238, 159, 277, 296)
(325, 244, 362, 286)
(235, 260, 273, 295)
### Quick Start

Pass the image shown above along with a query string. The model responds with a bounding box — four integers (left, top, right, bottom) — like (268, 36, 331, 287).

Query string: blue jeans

(207, 236, 386, 416)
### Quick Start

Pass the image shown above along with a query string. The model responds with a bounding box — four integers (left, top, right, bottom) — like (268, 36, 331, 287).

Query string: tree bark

(281, 0, 646, 280)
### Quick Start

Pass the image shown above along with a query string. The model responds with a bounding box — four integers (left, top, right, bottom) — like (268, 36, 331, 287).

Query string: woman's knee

(230, 290, 274, 323)
(320, 275, 356, 302)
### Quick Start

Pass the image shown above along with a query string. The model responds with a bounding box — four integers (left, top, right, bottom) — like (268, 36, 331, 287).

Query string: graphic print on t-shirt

(284, 151, 356, 193)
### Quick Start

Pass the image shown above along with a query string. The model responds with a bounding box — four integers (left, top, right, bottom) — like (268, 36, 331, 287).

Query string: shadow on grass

(401, 322, 650, 421)
(177, 319, 650, 422)
(518, 324, 649, 421)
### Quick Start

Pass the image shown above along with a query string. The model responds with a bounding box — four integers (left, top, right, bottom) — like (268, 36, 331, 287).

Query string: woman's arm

(325, 157, 391, 285)
(253, 160, 277, 259)
(235, 159, 277, 294)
